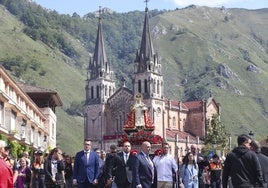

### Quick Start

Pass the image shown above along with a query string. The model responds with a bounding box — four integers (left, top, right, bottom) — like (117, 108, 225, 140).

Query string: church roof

(166, 129, 199, 143)
(183, 100, 203, 110)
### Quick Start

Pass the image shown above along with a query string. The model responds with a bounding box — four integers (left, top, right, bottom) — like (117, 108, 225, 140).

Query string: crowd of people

(0, 133, 268, 188)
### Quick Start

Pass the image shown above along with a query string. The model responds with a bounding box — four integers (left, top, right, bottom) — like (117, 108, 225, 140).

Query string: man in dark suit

(73, 138, 99, 188)
(132, 141, 157, 188)
(111, 141, 132, 188)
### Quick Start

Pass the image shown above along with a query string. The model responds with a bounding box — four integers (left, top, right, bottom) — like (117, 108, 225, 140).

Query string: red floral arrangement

(154, 149, 163, 156)
(118, 130, 163, 146)
(130, 149, 139, 156)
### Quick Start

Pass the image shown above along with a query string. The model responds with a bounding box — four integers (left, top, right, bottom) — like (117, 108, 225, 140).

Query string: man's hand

(106, 178, 113, 186)
(93, 179, 98, 185)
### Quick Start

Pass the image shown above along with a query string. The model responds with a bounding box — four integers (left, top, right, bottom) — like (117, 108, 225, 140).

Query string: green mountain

(0, 1, 267, 154)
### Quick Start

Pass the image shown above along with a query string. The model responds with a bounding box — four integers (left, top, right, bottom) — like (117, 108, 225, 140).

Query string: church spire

(133, 1, 163, 100)
(85, 6, 116, 105)
(88, 6, 110, 80)
(136, 3, 155, 73)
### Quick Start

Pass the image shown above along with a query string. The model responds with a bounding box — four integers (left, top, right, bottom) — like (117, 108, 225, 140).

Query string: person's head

(141, 141, 151, 155)
(110, 144, 117, 153)
(19, 157, 27, 167)
(183, 152, 195, 166)
(162, 142, 169, 155)
(51, 147, 63, 160)
(237, 134, 251, 148)
(3, 146, 11, 159)
(250, 140, 261, 153)
(83, 138, 92, 152)
(64, 154, 72, 164)
(34, 153, 44, 164)
(23, 151, 29, 158)
(123, 141, 131, 154)
(190, 144, 198, 155)
(94, 148, 101, 157)
(100, 150, 106, 160)
(212, 154, 220, 162)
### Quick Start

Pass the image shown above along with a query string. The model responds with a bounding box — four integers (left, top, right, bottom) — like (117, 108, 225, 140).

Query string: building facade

(0, 65, 62, 150)
(84, 6, 220, 159)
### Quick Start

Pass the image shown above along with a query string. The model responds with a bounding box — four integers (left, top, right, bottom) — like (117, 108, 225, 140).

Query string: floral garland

(118, 130, 163, 146)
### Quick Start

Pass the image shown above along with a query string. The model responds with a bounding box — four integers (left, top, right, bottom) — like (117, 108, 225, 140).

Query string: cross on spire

(98, 6, 102, 20)
(144, 0, 150, 9)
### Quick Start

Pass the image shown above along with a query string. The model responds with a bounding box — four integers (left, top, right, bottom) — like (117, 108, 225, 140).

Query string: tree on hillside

(203, 114, 230, 156)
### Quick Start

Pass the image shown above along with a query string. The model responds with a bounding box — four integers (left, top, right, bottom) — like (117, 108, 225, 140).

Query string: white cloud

(171, 0, 253, 7)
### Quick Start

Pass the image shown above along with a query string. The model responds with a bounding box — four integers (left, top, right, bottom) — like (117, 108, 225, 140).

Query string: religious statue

(123, 93, 154, 133)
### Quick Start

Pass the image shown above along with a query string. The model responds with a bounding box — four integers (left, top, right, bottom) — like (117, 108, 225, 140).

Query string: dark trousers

(211, 179, 221, 188)
(116, 182, 131, 188)
(78, 180, 95, 188)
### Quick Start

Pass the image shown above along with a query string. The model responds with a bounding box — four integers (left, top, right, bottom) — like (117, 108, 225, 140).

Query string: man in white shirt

(153, 142, 178, 188)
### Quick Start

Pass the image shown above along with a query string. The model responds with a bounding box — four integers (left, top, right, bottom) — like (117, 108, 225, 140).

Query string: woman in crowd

(44, 147, 65, 188)
(16, 157, 31, 188)
(64, 154, 73, 188)
(180, 152, 199, 188)
(31, 150, 46, 188)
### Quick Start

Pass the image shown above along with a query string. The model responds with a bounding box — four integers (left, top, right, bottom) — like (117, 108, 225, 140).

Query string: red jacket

(0, 158, 13, 188)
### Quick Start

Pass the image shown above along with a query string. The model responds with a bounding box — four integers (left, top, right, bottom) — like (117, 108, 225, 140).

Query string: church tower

(133, 3, 165, 137)
(84, 8, 116, 146)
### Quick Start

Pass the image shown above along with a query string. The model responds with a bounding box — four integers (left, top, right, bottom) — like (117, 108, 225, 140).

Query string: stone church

(84, 6, 220, 158)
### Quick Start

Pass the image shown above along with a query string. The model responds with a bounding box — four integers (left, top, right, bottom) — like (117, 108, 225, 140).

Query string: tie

(85, 151, 89, 164)
(124, 153, 129, 163)
(146, 155, 154, 182)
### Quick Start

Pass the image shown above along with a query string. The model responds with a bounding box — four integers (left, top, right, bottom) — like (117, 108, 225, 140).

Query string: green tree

(203, 114, 230, 155)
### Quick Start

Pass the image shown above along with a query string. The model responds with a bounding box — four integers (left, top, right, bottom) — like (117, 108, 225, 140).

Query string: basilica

(84, 5, 220, 159)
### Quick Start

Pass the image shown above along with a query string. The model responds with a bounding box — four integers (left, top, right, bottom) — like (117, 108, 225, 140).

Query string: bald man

(132, 141, 157, 188)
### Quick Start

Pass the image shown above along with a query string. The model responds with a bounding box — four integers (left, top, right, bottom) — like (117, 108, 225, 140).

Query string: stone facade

(0, 65, 62, 150)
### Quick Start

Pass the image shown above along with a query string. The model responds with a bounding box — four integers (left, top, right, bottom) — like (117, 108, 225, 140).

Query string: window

(31, 127, 34, 143)
(0, 102, 3, 126)
(138, 80, 141, 93)
(172, 117, 176, 127)
(105, 86, 107, 96)
(144, 79, 148, 93)
(91, 86, 94, 99)
(97, 85, 100, 98)
(157, 80, 160, 94)
(10, 111, 16, 132)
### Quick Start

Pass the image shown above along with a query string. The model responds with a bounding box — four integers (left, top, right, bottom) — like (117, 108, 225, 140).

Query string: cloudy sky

(33, 0, 267, 16)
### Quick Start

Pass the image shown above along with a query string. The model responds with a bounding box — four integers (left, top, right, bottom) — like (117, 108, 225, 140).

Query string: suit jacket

(114, 152, 132, 184)
(132, 152, 157, 188)
(44, 157, 65, 186)
(73, 150, 99, 184)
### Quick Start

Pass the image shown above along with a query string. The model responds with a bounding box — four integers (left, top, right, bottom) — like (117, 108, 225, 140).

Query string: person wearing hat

(209, 154, 223, 188)
(31, 150, 46, 188)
